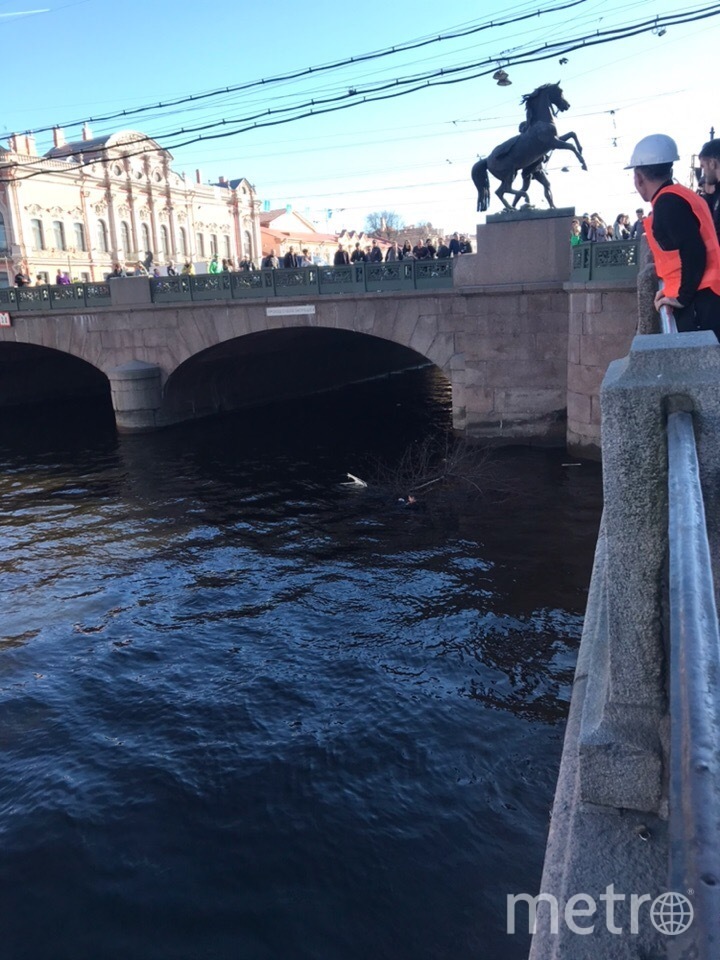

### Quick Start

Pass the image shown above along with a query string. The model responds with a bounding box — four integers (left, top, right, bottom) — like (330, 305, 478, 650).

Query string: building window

(196, 232, 205, 257)
(36, 271, 49, 284)
(0, 272, 9, 288)
(244, 230, 253, 260)
(141, 222, 151, 256)
(73, 222, 86, 251)
(210, 234, 218, 256)
(0, 212, 7, 248)
(31, 218, 45, 250)
(97, 219, 109, 253)
(52, 220, 66, 250)
(179, 227, 187, 257)
(120, 221, 131, 255)
(223, 234, 231, 258)
(160, 225, 169, 259)
(80, 272, 90, 283)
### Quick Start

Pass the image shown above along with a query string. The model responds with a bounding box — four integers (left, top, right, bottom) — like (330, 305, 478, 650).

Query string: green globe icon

(650, 892, 694, 935)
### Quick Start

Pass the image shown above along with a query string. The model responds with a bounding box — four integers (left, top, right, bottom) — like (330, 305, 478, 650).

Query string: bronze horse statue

(471, 82, 586, 212)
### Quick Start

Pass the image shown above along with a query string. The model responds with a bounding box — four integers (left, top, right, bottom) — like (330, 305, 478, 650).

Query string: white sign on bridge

(266, 305, 316, 316)
(0, 312, 11, 327)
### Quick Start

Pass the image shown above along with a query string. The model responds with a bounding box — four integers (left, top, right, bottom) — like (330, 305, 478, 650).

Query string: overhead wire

(2, 1, 717, 184)
(18, 0, 590, 137)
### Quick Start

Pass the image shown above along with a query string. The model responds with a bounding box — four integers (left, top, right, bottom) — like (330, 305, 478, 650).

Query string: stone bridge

(0, 212, 640, 456)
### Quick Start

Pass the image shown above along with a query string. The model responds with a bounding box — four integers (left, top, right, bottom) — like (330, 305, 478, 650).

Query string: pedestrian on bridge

(627, 133, 720, 339)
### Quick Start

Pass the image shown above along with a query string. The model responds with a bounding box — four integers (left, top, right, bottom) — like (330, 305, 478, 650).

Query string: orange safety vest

(645, 183, 720, 300)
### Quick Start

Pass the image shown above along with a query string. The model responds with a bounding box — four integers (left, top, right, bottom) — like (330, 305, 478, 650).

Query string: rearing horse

(471, 82, 586, 212)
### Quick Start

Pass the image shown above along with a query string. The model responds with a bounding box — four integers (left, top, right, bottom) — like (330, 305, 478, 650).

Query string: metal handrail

(666, 409, 720, 959)
(658, 302, 678, 334)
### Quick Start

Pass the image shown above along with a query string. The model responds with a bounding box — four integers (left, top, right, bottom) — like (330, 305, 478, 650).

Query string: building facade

(0, 126, 261, 285)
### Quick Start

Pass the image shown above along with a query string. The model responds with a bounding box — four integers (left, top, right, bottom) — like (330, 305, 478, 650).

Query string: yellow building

(0, 126, 261, 285)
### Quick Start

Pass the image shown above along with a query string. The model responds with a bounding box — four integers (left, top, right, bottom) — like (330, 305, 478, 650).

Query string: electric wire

(2, 1, 716, 183)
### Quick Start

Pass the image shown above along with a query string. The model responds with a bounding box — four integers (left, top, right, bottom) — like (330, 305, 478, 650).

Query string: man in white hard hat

(627, 133, 720, 337)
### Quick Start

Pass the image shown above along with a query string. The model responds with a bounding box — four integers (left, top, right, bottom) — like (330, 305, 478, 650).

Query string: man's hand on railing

(654, 289, 682, 311)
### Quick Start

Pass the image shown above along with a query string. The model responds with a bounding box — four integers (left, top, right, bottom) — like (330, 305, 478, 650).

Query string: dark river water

(0, 368, 602, 960)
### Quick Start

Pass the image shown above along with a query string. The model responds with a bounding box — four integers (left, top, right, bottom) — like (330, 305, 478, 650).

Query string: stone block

(567, 389, 592, 425)
(464, 386, 495, 415)
(108, 277, 153, 307)
(585, 291, 604, 313)
(460, 215, 572, 285)
(463, 361, 488, 388)
(392, 302, 420, 343)
(568, 334, 581, 365)
(567, 362, 604, 395)
(482, 357, 566, 389)
(579, 334, 634, 368)
(408, 314, 438, 356)
(427, 332, 456, 369)
(534, 332, 568, 362)
(582, 303, 636, 337)
(494, 387, 565, 415)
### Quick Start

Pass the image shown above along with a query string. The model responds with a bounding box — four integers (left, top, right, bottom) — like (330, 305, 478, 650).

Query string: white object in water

(341, 473, 368, 488)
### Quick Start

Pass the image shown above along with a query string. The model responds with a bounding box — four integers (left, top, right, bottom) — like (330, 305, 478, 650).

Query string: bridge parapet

(531, 331, 720, 958)
(580, 332, 720, 812)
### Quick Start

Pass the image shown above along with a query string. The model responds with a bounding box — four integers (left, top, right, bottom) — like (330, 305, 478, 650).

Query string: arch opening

(163, 327, 446, 424)
(0, 343, 113, 415)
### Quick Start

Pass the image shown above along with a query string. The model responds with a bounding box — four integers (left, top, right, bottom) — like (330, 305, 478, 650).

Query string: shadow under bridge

(162, 326, 443, 423)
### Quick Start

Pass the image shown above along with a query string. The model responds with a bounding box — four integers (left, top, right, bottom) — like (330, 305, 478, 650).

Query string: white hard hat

(625, 134, 679, 169)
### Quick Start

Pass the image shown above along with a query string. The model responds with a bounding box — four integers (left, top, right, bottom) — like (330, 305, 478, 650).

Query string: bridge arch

(161, 326, 451, 424)
(0, 341, 111, 411)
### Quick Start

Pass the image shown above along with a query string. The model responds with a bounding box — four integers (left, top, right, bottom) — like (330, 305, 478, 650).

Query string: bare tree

(364, 211, 405, 240)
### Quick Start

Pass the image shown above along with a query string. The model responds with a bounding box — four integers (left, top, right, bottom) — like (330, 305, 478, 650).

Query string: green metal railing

(150, 260, 454, 304)
(571, 240, 640, 282)
(0, 282, 112, 311)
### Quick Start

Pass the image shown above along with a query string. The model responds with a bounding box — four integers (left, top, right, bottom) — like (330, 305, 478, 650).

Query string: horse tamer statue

(471, 82, 586, 212)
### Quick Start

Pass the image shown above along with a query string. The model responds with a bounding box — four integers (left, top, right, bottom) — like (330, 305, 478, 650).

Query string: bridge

(0, 210, 640, 457)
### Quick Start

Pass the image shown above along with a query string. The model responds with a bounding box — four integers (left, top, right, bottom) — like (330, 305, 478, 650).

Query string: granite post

(578, 331, 720, 812)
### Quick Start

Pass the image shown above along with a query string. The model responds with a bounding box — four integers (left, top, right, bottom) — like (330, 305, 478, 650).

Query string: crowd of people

(12, 229, 476, 286)
(330, 232, 473, 266)
(570, 210, 647, 245)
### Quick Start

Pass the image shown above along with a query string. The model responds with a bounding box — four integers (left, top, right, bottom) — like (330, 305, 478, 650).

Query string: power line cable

(3, 2, 718, 182)
(18, 0, 590, 137)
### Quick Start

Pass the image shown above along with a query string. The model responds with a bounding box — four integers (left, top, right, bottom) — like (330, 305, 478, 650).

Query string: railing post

(579, 331, 720, 812)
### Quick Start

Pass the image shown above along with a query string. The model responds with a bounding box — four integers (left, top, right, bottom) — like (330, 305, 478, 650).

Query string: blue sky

(2, 0, 717, 234)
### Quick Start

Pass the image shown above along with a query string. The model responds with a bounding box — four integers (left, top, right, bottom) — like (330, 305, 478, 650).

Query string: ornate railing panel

(571, 240, 639, 282)
(571, 243, 592, 280)
(15, 285, 52, 310)
(318, 264, 360, 294)
(0, 287, 18, 308)
(413, 259, 454, 289)
(230, 270, 274, 299)
(272, 267, 320, 295)
(190, 274, 232, 301)
(363, 262, 415, 292)
(3, 282, 114, 311)
(151, 276, 192, 302)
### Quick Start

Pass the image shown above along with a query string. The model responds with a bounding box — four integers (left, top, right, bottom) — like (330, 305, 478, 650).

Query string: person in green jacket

(208, 254, 220, 274)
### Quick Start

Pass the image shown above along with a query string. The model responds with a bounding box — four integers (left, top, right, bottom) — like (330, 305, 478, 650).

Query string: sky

(1, 0, 718, 236)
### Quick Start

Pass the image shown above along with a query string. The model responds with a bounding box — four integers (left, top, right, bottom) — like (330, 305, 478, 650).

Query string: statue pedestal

(453, 207, 575, 286)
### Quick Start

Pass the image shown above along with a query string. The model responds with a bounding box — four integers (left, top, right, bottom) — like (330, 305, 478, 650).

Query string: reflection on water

(0, 369, 602, 960)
